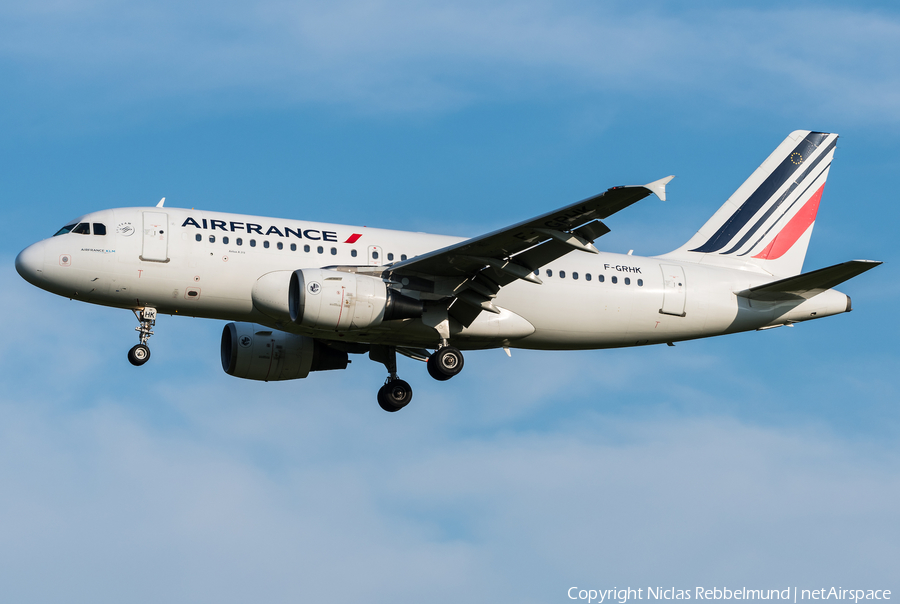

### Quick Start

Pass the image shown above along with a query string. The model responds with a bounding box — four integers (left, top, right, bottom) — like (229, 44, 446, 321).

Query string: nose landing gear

(128, 307, 157, 367)
(128, 343, 151, 365)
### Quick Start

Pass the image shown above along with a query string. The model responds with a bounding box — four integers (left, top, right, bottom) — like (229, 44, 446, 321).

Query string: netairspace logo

(567, 587, 892, 604)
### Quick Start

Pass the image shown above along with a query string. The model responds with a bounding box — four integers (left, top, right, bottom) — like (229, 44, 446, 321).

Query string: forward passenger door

(141, 212, 169, 263)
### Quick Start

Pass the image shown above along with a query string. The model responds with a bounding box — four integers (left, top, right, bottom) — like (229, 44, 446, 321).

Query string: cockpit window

(53, 224, 77, 237)
(72, 223, 90, 235)
(93, 223, 107, 235)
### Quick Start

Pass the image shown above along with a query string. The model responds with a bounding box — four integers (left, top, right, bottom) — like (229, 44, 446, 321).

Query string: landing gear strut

(370, 345, 413, 412)
(128, 307, 157, 367)
(427, 344, 464, 381)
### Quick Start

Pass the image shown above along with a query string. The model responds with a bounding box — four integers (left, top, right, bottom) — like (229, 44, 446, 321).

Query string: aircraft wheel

(427, 346, 464, 381)
(128, 344, 151, 366)
(427, 356, 451, 381)
(377, 379, 413, 412)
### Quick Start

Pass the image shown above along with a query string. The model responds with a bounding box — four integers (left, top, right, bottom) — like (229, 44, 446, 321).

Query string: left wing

(386, 176, 673, 324)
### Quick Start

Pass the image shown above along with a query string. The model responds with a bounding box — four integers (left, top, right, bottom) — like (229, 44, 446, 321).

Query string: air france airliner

(15, 131, 881, 411)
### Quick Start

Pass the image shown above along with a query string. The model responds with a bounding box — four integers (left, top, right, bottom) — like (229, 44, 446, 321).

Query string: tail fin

(663, 131, 839, 277)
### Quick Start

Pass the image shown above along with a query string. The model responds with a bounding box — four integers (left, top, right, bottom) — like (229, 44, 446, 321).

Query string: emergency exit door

(368, 245, 383, 266)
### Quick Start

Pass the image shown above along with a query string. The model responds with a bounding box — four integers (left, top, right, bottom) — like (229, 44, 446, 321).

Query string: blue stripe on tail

(689, 132, 829, 254)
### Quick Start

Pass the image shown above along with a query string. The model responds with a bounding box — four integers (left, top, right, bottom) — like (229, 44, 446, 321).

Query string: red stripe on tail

(753, 183, 825, 260)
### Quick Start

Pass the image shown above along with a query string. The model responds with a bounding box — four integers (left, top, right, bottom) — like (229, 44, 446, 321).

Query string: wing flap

(736, 260, 882, 301)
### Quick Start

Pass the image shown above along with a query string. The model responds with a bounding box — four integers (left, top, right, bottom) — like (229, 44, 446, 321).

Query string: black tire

(427, 354, 452, 381)
(128, 344, 151, 366)
(377, 379, 413, 412)
(427, 347, 464, 380)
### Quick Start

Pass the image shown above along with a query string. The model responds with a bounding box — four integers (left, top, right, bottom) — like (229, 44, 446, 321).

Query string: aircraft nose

(15, 243, 45, 286)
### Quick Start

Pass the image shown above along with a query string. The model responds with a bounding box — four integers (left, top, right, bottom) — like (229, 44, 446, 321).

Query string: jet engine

(221, 322, 348, 381)
(252, 269, 423, 331)
(288, 268, 422, 330)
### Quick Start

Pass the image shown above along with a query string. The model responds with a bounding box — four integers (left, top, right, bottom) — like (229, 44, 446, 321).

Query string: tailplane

(664, 131, 839, 277)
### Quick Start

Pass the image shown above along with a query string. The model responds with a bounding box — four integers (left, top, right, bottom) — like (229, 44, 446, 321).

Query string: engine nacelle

(221, 322, 348, 381)
(289, 268, 423, 330)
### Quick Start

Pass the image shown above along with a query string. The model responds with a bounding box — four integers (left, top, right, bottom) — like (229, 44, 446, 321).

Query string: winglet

(156, 197, 166, 208)
(644, 176, 674, 201)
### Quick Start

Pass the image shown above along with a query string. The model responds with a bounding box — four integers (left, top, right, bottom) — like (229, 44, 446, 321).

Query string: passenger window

(387, 253, 394, 261)
(401, 254, 407, 261)
(264, 241, 270, 249)
(573, 272, 578, 280)
(236, 238, 243, 246)
(637, 279, 643, 286)
(223, 236, 229, 244)
(72, 223, 90, 235)
(624, 277, 631, 285)
(373, 251, 379, 260)
(331, 247, 337, 255)
(93, 223, 107, 235)
(351, 249, 358, 257)
(209, 235, 216, 243)
(289, 243, 295, 251)
(53, 224, 77, 236)
(317, 246, 323, 254)
(304, 244, 310, 252)
(586, 274, 592, 281)
(611, 276, 617, 284)
(560, 270, 566, 278)
(195, 234, 201, 242)
(546, 269, 552, 277)
(598, 274, 605, 282)
(276, 242, 282, 250)
(250, 239, 256, 247)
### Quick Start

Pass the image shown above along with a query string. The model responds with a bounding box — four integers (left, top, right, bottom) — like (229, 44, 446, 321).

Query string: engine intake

(221, 322, 348, 381)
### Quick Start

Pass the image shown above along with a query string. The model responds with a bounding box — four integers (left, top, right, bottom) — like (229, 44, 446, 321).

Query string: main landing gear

(377, 379, 413, 413)
(370, 345, 413, 412)
(128, 307, 157, 367)
(427, 345, 464, 381)
(370, 342, 466, 412)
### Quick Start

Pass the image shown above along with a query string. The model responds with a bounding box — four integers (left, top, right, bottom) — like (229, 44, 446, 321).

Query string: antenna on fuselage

(156, 197, 166, 208)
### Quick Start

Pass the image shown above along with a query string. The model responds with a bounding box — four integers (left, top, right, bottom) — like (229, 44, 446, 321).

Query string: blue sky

(2, 1, 899, 602)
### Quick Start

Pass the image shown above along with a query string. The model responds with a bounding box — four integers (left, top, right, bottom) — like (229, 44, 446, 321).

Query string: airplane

(15, 130, 881, 412)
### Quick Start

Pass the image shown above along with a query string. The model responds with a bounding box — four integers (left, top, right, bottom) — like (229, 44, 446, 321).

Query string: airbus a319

(15, 131, 881, 411)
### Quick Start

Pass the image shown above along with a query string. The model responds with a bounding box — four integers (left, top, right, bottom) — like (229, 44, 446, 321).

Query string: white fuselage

(16, 206, 851, 351)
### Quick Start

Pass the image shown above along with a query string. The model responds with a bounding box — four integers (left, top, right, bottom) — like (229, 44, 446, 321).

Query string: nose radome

(15, 243, 45, 286)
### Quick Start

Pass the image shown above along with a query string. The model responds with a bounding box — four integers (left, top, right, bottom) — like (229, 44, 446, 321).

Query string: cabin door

(659, 264, 686, 317)
(141, 211, 169, 262)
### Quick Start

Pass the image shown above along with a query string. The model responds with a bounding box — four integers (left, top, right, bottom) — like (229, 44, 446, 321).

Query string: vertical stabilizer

(663, 131, 838, 277)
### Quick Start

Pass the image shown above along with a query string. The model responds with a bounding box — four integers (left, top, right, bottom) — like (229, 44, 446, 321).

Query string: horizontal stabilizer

(736, 260, 882, 301)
